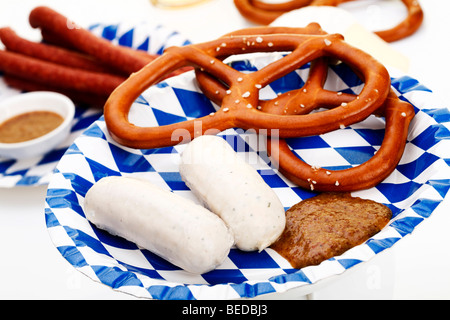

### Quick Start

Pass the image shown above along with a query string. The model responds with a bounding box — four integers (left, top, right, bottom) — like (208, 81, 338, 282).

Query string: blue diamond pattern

(41, 25, 450, 300)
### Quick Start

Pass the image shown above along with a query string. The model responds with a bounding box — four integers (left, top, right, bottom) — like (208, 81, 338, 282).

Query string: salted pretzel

(197, 55, 414, 191)
(234, 0, 424, 42)
(270, 93, 414, 191)
(104, 23, 391, 151)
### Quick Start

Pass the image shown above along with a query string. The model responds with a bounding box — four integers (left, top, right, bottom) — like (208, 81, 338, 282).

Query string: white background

(0, 0, 449, 299)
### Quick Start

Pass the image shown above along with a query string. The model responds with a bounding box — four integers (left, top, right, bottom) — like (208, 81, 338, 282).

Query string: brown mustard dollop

(271, 192, 392, 269)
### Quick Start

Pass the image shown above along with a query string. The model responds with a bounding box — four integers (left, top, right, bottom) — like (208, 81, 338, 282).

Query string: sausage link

(0, 27, 113, 74)
(29, 6, 153, 74)
(84, 176, 234, 274)
(3, 74, 108, 108)
(179, 135, 286, 252)
(0, 49, 125, 96)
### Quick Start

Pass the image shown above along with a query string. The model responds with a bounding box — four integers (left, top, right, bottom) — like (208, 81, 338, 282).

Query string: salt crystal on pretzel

(196, 27, 414, 192)
(104, 24, 390, 152)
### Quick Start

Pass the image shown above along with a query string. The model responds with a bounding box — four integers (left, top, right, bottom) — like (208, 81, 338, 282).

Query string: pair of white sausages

(84, 135, 285, 274)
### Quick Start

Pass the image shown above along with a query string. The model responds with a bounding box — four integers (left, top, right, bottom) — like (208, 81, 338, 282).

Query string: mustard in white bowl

(0, 91, 75, 159)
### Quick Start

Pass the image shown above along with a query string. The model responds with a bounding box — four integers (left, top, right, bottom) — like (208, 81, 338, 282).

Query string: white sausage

(83, 176, 234, 274)
(179, 135, 286, 252)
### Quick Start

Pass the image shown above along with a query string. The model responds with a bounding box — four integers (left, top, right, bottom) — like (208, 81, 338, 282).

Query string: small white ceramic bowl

(0, 91, 75, 159)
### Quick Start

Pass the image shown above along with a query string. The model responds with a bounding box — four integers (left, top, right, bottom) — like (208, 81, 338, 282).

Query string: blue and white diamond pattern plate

(0, 22, 191, 188)
(45, 50, 450, 299)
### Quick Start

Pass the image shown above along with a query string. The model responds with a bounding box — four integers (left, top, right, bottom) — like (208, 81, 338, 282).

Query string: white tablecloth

(0, 0, 449, 299)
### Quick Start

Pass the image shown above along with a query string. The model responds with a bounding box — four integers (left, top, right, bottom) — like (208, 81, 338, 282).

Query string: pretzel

(270, 93, 414, 191)
(234, 0, 424, 42)
(197, 55, 414, 191)
(104, 24, 390, 151)
(196, 27, 414, 191)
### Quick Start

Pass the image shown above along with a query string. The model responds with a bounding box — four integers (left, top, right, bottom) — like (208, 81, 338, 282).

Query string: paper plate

(0, 22, 190, 188)
(44, 52, 450, 300)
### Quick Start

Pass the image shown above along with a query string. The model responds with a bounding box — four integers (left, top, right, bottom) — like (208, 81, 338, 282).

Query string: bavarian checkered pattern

(45, 48, 450, 299)
(0, 22, 190, 188)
